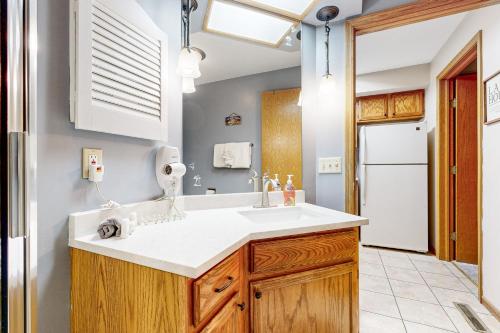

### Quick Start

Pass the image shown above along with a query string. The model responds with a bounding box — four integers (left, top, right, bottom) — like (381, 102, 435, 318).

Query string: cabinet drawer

(250, 230, 357, 275)
(193, 251, 241, 325)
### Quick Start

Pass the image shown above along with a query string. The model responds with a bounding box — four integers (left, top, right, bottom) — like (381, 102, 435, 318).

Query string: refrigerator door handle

(359, 126, 367, 165)
(360, 165, 367, 206)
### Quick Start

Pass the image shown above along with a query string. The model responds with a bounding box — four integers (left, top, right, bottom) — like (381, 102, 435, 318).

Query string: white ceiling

(356, 12, 467, 75)
(189, 0, 362, 85)
(192, 31, 301, 85)
(190, 0, 363, 32)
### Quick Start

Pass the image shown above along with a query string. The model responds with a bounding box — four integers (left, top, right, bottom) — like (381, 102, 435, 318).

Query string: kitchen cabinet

(71, 228, 359, 333)
(357, 89, 425, 124)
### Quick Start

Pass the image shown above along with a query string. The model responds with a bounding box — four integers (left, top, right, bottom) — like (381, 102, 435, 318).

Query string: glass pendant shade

(319, 74, 335, 95)
(177, 47, 202, 79)
(182, 77, 196, 94)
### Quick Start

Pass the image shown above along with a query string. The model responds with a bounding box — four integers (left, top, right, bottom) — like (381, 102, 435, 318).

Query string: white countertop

(69, 192, 368, 279)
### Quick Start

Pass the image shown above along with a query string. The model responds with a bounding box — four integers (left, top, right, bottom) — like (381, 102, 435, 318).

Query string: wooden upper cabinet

(357, 89, 425, 124)
(250, 263, 356, 333)
(389, 90, 425, 119)
(356, 94, 388, 122)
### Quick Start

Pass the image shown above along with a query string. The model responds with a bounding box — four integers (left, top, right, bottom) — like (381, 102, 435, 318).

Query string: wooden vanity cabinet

(71, 228, 359, 333)
(200, 293, 242, 333)
(250, 263, 356, 333)
(357, 89, 425, 124)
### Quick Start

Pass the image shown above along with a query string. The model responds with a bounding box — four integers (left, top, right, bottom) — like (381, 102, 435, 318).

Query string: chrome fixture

(178, 0, 206, 93)
(248, 169, 260, 192)
(254, 174, 280, 208)
(316, 6, 339, 92)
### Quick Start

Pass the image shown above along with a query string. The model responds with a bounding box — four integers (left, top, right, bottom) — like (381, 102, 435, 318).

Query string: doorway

(436, 33, 483, 293)
(448, 64, 479, 284)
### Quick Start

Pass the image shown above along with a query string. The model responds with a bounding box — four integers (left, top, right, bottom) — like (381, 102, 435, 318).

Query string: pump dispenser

(284, 175, 296, 206)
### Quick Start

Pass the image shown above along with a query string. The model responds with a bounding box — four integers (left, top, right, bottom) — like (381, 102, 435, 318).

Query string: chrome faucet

(254, 174, 280, 208)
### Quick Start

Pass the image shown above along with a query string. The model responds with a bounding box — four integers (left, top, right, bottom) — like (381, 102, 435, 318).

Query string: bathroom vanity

(69, 192, 367, 333)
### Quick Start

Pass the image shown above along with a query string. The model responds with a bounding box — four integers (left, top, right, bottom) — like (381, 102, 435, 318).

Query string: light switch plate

(319, 157, 342, 174)
(82, 148, 103, 178)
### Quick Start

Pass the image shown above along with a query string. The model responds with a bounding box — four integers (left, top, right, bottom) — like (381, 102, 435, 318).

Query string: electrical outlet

(319, 157, 342, 174)
(82, 148, 103, 178)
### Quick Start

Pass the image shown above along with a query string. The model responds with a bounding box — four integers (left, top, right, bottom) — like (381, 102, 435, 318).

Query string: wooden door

(200, 293, 242, 333)
(261, 88, 302, 189)
(250, 263, 357, 333)
(454, 74, 478, 265)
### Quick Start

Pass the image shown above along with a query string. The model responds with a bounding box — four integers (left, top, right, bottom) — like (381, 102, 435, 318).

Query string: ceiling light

(182, 77, 196, 94)
(234, 0, 316, 19)
(179, 0, 206, 94)
(204, 0, 296, 47)
(316, 6, 339, 94)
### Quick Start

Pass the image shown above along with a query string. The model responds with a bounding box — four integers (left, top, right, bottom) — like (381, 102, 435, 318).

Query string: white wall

(425, 5, 500, 310)
(356, 64, 430, 96)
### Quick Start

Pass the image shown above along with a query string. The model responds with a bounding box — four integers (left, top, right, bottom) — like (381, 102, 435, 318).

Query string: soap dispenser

(284, 175, 296, 206)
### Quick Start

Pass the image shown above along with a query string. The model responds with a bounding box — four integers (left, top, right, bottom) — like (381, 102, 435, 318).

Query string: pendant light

(178, 0, 206, 93)
(316, 6, 339, 94)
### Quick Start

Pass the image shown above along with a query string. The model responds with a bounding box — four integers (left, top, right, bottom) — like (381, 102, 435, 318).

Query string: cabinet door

(200, 294, 242, 333)
(389, 90, 424, 119)
(357, 95, 388, 122)
(70, 0, 168, 141)
(250, 263, 357, 333)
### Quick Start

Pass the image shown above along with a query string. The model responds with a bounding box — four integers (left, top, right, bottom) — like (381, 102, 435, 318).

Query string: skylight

(235, 0, 316, 19)
(205, 0, 296, 47)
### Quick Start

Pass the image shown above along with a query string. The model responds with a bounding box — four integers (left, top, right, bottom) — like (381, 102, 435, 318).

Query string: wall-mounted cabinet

(357, 89, 425, 124)
(70, 0, 168, 141)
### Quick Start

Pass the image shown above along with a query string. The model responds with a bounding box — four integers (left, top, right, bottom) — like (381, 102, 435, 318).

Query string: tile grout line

(380, 253, 409, 333)
(412, 257, 461, 333)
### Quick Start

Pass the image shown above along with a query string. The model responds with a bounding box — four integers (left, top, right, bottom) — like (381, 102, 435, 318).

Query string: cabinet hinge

(450, 232, 457, 241)
(450, 98, 457, 109)
(450, 166, 457, 175)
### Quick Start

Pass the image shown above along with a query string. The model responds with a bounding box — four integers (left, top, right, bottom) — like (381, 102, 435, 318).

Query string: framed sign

(485, 70, 500, 124)
(225, 113, 242, 126)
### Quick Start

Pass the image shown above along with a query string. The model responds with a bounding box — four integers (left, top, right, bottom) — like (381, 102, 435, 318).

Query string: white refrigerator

(359, 122, 428, 252)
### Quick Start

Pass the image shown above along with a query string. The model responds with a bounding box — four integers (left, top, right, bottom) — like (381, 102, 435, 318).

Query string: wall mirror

(182, 0, 303, 195)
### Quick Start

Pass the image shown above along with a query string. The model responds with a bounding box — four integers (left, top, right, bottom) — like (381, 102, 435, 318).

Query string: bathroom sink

(238, 206, 329, 224)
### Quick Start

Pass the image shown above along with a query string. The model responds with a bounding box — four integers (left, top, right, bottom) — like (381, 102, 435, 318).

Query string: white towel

(223, 142, 252, 169)
(213, 144, 227, 168)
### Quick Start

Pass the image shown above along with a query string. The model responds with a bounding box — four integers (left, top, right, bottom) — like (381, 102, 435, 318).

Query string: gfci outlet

(82, 148, 103, 178)
(319, 157, 342, 174)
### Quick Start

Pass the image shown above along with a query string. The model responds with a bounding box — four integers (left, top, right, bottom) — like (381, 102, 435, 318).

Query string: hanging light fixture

(316, 6, 339, 94)
(178, 0, 206, 93)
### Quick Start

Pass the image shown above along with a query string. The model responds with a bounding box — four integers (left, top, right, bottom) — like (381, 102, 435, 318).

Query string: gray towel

(97, 218, 122, 239)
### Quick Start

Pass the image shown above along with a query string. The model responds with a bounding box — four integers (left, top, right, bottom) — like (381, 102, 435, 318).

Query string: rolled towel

(97, 217, 122, 239)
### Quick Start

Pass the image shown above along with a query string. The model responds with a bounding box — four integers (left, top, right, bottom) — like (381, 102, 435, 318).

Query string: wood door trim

(482, 296, 500, 321)
(436, 32, 483, 298)
(348, 0, 500, 36)
(344, 0, 491, 298)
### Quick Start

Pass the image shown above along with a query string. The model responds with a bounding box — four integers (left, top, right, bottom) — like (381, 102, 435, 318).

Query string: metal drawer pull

(214, 276, 234, 293)
(237, 303, 246, 311)
(255, 291, 262, 299)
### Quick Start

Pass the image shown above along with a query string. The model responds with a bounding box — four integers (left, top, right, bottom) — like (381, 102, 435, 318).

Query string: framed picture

(225, 113, 242, 126)
(484, 70, 500, 124)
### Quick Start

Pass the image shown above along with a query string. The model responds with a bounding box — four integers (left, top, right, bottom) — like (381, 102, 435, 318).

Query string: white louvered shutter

(70, 0, 168, 141)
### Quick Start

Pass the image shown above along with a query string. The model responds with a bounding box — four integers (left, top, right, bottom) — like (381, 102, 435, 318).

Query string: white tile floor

(359, 246, 500, 333)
